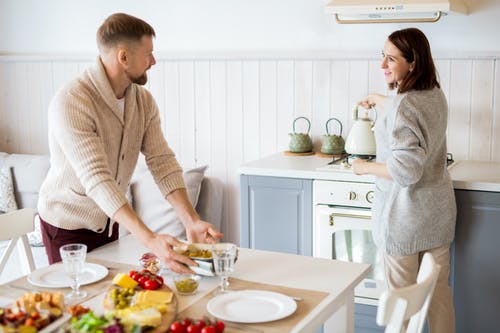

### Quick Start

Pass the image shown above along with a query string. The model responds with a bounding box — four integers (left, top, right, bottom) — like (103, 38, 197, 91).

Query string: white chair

(376, 252, 441, 333)
(0, 208, 36, 277)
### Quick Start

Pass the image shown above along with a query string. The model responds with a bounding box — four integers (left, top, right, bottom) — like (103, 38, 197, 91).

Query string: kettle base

(347, 154, 375, 164)
(283, 150, 315, 156)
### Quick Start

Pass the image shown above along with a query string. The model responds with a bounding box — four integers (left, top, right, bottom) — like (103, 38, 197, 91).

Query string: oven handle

(329, 212, 371, 226)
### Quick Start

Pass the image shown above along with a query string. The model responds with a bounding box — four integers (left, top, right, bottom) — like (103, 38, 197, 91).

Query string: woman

(352, 28, 456, 333)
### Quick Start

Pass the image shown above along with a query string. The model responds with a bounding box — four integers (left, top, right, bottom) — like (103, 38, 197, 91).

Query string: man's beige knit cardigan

(38, 57, 185, 233)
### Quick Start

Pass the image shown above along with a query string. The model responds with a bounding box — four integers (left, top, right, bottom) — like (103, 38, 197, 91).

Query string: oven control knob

(366, 191, 374, 204)
(348, 191, 357, 201)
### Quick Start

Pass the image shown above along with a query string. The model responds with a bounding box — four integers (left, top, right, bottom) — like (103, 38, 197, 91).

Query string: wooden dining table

(0, 235, 370, 333)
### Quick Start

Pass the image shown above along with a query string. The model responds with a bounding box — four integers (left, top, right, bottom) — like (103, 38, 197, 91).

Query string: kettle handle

(370, 106, 378, 124)
(292, 117, 311, 134)
(353, 105, 359, 121)
(326, 117, 343, 136)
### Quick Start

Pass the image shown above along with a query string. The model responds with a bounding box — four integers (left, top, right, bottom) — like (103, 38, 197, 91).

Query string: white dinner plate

(28, 262, 108, 288)
(207, 289, 297, 323)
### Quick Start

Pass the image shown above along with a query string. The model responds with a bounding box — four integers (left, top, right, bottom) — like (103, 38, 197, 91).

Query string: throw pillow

(0, 167, 18, 213)
(0, 167, 19, 249)
(126, 165, 208, 240)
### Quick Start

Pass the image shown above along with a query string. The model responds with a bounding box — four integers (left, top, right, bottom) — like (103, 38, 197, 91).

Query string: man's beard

(126, 70, 148, 85)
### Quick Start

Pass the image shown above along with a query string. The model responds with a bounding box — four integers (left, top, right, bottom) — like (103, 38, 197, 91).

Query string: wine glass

(211, 243, 237, 293)
(59, 243, 88, 302)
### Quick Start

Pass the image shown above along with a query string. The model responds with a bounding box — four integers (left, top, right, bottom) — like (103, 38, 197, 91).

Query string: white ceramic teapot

(344, 105, 376, 156)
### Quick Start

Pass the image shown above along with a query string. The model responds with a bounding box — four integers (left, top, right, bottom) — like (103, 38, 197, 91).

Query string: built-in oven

(313, 179, 385, 306)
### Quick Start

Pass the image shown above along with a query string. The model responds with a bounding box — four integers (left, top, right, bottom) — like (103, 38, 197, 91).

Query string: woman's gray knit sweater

(372, 87, 456, 256)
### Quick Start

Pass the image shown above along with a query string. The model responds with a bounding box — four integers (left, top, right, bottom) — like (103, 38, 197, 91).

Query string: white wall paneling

(1, 55, 499, 243)
(469, 60, 495, 161)
(448, 60, 473, 162)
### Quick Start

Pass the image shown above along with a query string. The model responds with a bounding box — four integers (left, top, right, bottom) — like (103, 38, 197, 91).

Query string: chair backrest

(0, 208, 36, 275)
(376, 252, 441, 333)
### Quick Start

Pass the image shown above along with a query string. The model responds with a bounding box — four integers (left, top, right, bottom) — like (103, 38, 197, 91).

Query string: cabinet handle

(329, 212, 371, 221)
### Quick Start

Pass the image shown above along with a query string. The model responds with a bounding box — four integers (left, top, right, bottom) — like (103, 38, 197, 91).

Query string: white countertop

(239, 153, 500, 192)
(449, 160, 500, 192)
(239, 153, 375, 183)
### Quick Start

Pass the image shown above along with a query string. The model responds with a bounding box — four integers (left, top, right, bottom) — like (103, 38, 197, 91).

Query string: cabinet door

(240, 175, 312, 256)
(454, 190, 500, 333)
(354, 304, 385, 333)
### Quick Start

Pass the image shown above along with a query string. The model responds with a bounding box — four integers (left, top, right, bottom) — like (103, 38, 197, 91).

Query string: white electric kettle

(344, 105, 377, 157)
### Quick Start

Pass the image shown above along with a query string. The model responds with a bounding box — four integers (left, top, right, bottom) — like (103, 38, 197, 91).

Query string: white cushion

(126, 163, 208, 240)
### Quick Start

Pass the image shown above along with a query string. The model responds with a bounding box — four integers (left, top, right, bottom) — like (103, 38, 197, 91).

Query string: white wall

(1, 0, 500, 56)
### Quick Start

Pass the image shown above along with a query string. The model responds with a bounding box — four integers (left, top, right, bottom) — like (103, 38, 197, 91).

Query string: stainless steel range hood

(325, 0, 468, 24)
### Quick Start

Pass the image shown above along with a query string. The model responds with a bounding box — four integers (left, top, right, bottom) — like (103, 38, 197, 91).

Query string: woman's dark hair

(388, 28, 440, 93)
(97, 13, 155, 52)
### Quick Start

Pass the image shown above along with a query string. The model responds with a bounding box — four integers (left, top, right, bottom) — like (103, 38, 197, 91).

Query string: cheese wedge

(135, 290, 173, 306)
(112, 273, 138, 289)
(124, 308, 162, 327)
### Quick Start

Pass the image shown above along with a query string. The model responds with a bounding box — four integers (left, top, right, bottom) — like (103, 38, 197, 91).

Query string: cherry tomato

(143, 279, 160, 290)
(138, 275, 147, 286)
(181, 318, 192, 327)
(170, 321, 186, 333)
(157, 275, 164, 284)
(195, 319, 206, 329)
(201, 326, 216, 333)
(186, 324, 201, 333)
(129, 270, 140, 281)
(214, 320, 225, 333)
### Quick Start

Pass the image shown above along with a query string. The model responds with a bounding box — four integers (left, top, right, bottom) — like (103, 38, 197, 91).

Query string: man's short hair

(97, 13, 155, 52)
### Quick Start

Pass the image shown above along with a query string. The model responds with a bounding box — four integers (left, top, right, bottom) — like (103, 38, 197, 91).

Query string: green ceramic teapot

(288, 117, 313, 153)
(320, 117, 345, 155)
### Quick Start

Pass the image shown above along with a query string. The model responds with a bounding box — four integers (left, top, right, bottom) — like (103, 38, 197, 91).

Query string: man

(38, 13, 222, 273)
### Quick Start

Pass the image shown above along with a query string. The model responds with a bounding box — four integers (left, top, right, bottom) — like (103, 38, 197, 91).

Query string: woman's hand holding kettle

(352, 158, 369, 175)
(359, 93, 387, 109)
(353, 159, 393, 180)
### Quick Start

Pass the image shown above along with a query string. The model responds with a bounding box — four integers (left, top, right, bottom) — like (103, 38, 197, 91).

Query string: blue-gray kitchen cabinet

(240, 175, 313, 256)
(453, 189, 500, 333)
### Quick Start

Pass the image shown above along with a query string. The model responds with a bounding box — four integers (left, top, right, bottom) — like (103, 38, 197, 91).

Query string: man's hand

(113, 204, 200, 274)
(186, 219, 224, 244)
(147, 233, 198, 274)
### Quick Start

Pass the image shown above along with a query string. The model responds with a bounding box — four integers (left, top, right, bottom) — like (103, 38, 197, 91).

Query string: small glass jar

(139, 252, 161, 275)
(173, 274, 201, 295)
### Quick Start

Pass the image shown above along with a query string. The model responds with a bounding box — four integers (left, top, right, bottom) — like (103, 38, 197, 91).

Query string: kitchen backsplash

(1, 54, 499, 241)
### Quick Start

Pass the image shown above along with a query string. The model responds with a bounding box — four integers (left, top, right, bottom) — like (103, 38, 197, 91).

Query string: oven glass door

(332, 229, 383, 281)
(315, 205, 386, 302)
